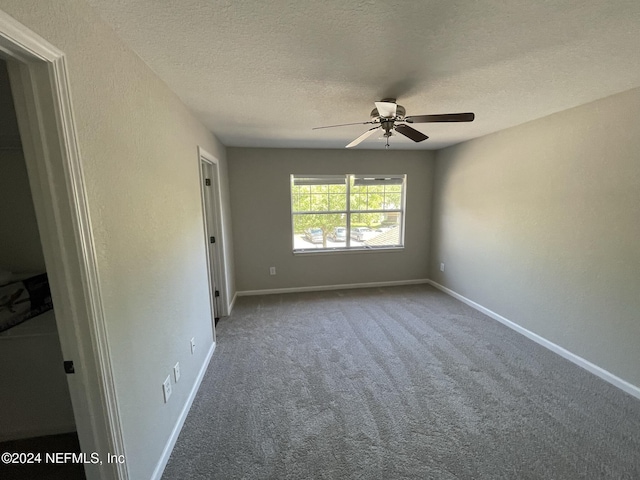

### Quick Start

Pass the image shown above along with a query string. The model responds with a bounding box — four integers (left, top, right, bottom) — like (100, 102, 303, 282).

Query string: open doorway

(199, 147, 230, 329)
(0, 11, 126, 480)
(0, 57, 84, 478)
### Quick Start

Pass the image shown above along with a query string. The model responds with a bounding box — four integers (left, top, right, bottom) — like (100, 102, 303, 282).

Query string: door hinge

(205, 178, 211, 186)
(215, 290, 220, 297)
(63, 360, 75, 374)
(210, 236, 215, 244)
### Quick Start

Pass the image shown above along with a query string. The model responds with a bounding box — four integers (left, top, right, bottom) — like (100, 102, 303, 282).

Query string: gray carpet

(162, 284, 640, 479)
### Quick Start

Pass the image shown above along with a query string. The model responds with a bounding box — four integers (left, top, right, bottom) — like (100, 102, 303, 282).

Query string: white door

(200, 159, 220, 321)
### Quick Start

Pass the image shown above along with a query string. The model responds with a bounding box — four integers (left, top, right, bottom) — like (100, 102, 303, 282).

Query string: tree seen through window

(291, 174, 405, 251)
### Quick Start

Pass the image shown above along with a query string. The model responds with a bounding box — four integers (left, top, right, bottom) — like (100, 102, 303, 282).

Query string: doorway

(0, 58, 82, 479)
(198, 147, 230, 330)
(0, 11, 126, 480)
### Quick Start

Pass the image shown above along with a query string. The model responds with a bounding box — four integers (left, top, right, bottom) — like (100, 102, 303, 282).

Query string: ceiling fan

(313, 98, 475, 148)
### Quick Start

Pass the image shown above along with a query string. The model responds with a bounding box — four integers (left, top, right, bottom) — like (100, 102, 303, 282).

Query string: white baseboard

(426, 280, 640, 400)
(151, 341, 216, 480)
(236, 279, 431, 297)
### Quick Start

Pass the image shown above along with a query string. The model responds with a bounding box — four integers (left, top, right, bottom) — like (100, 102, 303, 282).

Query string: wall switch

(173, 362, 180, 383)
(440, 262, 445, 272)
(269, 266, 276, 275)
(162, 375, 172, 403)
(190, 337, 196, 355)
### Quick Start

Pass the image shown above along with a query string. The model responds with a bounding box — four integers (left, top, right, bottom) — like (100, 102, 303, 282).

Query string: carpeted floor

(162, 284, 640, 479)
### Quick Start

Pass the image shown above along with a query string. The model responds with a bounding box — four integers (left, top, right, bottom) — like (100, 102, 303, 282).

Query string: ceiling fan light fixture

(371, 103, 406, 120)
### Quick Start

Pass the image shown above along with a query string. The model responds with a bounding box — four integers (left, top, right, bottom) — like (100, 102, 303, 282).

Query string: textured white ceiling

(87, 0, 640, 150)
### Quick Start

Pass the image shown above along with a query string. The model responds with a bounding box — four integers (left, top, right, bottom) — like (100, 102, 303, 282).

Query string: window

(291, 174, 406, 252)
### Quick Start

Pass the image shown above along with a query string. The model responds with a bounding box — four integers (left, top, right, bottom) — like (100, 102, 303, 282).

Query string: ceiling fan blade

(346, 127, 379, 148)
(312, 120, 375, 130)
(405, 112, 475, 123)
(395, 124, 429, 142)
(374, 101, 397, 118)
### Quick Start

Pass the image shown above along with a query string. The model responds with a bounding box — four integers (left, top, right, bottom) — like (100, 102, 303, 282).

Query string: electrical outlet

(440, 262, 445, 272)
(162, 375, 172, 403)
(173, 362, 180, 383)
(269, 266, 276, 275)
(190, 337, 196, 355)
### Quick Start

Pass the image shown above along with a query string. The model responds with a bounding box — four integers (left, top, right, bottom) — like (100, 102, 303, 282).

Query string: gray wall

(0, 2, 233, 478)
(430, 87, 640, 388)
(228, 148, 434, 291)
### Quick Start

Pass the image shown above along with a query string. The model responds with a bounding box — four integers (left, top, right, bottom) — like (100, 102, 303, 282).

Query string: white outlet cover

(440, 263, 445, 272)
(190, 337, 196, 355)
(162, 375, 172, 403)
(174, 362, 181, 382)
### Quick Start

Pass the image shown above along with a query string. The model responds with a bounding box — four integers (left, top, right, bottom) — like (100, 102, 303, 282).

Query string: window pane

(292, 179, 346, 213)
(350, 193, 366, 210)
(328, 193, 346, 211)
(310, 193, 328, 211)
(292, 174, 405, 251)
(349, 176, 405, 212)
(293, 213, 346, 249)
(349, 189, 381, 211)
(351, 214, 402, 247)
(351, 212, 384, 228)
(385, 193, 401, 208)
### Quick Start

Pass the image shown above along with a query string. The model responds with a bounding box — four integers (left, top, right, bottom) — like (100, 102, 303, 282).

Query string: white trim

(426, 280, 640, 400)
(150, 341, 216, 480)
(293, 246, 404, 256)
(1, 10, 126, 480)
(198, 146, 231, 317)
(237, 279, 430, 297)
(0, 10, 61, 62)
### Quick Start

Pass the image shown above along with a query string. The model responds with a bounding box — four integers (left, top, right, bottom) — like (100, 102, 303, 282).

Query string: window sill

(292, 246, 405, 256)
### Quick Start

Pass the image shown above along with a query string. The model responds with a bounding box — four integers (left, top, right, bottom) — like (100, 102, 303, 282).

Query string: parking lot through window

(291, 174, 406, 252)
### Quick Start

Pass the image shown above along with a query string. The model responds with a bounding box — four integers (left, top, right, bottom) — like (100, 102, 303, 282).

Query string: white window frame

(291, 174, 407, 254)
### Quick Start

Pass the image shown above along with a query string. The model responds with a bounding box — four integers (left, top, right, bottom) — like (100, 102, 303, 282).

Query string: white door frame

(0, 11, 126, 480)
(198, 146, 230, 318)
